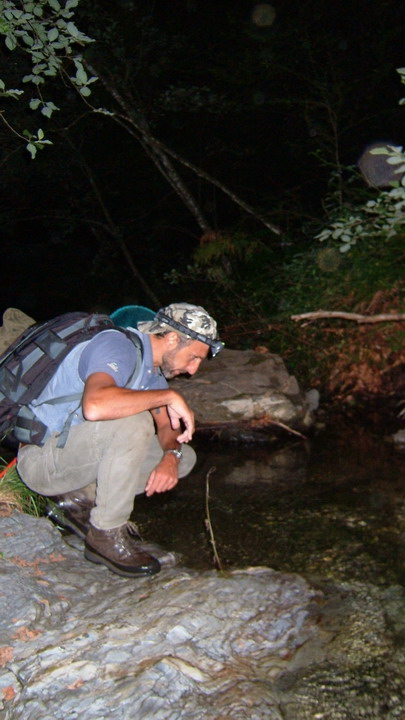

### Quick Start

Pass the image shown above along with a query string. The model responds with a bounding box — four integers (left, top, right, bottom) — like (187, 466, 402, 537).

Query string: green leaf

(41, 101, 59, 117)
(52, 40, 69, 50)
(5, 34, 17, 51)
(48, 27, 59, 42)
(37, 128, 44, 140)
(66, 21, 79, 37)
(21, 33, 34, 46)
(26, 142, 37, 159)
(76, 66, 88, 84)
(32, 63, 47, 74)
(48, 0, 61, 10)
(79, 85, 91, 97)
(29, 97, 41, 110)
(386, 156, 405, 165)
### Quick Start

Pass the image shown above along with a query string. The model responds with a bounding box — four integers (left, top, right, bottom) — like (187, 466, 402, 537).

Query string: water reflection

(134, 426, 405, 585)
(219, 442, 309, 487)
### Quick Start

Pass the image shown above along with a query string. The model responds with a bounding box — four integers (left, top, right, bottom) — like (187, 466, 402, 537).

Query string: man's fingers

(177, 428, 192, 443)
(145, 470, 155, 495)
(167, 399, 195, 441)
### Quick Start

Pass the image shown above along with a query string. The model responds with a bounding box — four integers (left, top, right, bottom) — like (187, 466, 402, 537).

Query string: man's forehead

(187, 338, 210, 358)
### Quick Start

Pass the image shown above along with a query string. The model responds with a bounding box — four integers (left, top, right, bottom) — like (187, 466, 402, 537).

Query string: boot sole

(84, 545, 161, 578)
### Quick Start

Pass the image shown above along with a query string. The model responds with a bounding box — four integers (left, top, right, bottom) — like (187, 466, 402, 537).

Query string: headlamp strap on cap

(156, 311, 224, 357)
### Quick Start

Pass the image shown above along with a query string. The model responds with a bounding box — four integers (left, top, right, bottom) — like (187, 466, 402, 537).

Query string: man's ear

(165, 331, 180, 349)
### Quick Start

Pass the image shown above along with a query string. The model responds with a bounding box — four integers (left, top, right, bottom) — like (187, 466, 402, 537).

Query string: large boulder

(170, 348, 317, 440)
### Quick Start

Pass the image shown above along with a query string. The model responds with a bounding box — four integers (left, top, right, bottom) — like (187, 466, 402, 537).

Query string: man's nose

(186, 359, 201, 375)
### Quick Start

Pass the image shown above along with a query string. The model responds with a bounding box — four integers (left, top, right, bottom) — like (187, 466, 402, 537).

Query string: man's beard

(160, 347, 182, 379)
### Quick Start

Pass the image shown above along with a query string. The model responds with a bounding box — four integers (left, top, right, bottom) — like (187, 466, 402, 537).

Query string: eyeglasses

(156, 311, 224, 357)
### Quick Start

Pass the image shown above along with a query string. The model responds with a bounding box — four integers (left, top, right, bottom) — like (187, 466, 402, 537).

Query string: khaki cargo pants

(17, 412, 196, 530)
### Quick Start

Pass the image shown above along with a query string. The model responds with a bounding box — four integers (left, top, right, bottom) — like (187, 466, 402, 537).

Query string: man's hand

(166, 393, 195, 443)
(145, 453, 180, 497)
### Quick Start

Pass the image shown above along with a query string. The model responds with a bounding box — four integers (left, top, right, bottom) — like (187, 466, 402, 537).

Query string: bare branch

(85, 62, 281, 237)
(291, 310, 405, 324)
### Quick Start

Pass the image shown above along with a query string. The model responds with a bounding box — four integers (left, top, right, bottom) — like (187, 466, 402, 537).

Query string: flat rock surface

(1, 512, 405, 719)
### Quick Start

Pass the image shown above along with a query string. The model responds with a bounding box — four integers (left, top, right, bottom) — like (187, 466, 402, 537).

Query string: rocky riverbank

(1, 511, 405, 719)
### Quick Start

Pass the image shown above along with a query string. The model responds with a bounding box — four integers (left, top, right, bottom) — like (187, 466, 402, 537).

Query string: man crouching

(17, 303, 222, 578)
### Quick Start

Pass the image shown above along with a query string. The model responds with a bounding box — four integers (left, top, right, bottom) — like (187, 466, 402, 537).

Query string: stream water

(134, 417, 405, 587)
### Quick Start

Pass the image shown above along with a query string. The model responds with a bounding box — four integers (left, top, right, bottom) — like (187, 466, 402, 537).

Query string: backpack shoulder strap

(119, 328, 144, 387)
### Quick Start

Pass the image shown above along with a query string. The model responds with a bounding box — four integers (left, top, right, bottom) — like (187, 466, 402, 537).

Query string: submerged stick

(204, 466, 223, 571)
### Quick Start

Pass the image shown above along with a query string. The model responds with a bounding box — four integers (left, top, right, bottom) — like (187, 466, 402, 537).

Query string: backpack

(0, 311, 142, 448)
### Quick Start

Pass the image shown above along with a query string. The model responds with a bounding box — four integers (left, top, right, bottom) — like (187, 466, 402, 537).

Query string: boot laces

(126, 521, 143, 541)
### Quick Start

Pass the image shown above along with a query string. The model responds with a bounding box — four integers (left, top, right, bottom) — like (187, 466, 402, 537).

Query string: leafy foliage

(0, 0, 96, 155)
(315, 145, 405, 253)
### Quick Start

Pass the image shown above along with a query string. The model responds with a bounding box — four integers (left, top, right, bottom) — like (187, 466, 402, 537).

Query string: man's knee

(179, 444, 197, 477)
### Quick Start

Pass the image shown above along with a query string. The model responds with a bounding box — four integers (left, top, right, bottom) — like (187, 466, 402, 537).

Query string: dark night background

(1, 0, 404, 332)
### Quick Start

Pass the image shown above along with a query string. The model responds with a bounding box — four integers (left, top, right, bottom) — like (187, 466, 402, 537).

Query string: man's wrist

(164, 448, 183, 460)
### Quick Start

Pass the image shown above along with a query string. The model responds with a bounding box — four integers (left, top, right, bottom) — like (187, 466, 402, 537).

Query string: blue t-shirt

(27, 328, 168, 439)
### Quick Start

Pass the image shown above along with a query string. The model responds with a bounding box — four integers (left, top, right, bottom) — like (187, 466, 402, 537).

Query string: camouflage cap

(138, 302, 223, 356)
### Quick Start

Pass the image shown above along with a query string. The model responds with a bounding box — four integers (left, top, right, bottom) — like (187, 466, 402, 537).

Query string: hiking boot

(126, 521, 180, 568)
(45, 490, 94, 540)
(84, 524, 161, 577)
